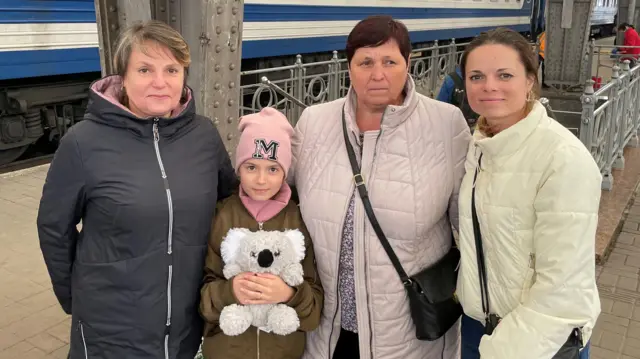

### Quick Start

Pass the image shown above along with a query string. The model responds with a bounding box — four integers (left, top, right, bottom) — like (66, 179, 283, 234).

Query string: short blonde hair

(113, 20, 191, 77)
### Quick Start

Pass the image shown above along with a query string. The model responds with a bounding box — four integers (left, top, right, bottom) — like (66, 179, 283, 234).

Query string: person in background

(537, 31, 548, 88)
(199, 107, 323, 359)
(37, 20, 237, 359)
(455, 28, 600, 359)
(617, 23, 640, 66)
(437, 65, 479, 131)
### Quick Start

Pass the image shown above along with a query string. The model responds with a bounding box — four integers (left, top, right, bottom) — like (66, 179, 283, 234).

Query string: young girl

(199, 107, 323, 359)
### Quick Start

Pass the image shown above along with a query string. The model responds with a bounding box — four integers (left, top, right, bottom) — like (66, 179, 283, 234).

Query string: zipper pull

(472, 151, 483, 188)
(153, 118, 159, 142)
(529, 253, 536, 268)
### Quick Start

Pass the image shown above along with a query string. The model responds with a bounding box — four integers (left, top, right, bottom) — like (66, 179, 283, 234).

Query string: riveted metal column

(545, 0, 596, 87)
(200, 0, 244, 156)
(94, 0, 152, 76)
(162, 0, 205, 118)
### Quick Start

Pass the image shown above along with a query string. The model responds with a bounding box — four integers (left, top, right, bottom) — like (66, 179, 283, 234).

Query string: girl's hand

(242, 273, 295, 305)
(232, 272, 262, 305)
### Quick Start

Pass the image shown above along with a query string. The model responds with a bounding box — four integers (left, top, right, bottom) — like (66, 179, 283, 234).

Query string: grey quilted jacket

(291, 77, 471, 359)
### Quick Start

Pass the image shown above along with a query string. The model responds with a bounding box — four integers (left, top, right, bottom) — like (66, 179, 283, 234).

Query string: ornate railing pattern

(239, 40, 466, 125)
(581, 61, 640, 190)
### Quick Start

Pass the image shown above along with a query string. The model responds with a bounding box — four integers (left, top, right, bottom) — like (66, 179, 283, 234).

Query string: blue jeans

(461, 314, 591, 359)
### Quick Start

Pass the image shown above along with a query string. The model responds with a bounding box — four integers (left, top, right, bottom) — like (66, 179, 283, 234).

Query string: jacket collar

(343, 75, 419, 135)
(474, 101, 545, 160)
(239, 182, 292, 223)
(84, 75, 196, 138)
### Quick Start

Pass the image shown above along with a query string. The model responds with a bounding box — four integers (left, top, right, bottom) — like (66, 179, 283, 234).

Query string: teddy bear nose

(257, 250, 274, 268)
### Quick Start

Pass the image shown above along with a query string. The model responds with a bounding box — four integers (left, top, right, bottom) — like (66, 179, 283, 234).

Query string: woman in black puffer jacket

(37, 20, 237, 359)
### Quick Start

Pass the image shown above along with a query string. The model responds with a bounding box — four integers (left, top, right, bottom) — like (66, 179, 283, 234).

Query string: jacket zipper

(257, 221, 264, 359)
(78, 321, 88, 359)
(362, 127, 384, 359)
(153, 119, 174, 359)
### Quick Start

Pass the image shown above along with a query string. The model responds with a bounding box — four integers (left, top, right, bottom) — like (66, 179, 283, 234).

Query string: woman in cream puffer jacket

(456, 28, 601, 359)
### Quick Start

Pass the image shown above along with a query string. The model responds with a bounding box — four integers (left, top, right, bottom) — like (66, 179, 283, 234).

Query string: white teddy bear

(219, 228, 306, 336)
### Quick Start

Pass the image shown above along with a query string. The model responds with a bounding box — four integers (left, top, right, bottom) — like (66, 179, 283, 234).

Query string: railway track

(0, 155, 53, 175)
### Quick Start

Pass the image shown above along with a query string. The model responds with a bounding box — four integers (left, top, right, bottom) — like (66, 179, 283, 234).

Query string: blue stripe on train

(0, 0, 96, 23)
(241, 24, 531, 58)
(0, 47, 100, 80)
(0, 23, 529, 79)
(243, 4, 532, 22)
(0, 1, 531, 24)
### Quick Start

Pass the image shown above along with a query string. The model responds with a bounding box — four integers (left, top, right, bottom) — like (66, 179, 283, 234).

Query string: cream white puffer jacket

(291, 77, 471, 359)
(457, 101, 602, 359)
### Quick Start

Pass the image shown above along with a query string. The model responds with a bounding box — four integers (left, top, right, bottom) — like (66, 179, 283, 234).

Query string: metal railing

(236, 39, 640, 191)
(239, 40, 467, 125)
(580, 60, 640, 190)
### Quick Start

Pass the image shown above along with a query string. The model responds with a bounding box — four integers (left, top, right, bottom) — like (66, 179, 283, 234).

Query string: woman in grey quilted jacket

(290, 15, 472, 359)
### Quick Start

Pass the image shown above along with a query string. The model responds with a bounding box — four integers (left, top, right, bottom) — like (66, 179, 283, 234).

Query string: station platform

(0, 165, 70, 358)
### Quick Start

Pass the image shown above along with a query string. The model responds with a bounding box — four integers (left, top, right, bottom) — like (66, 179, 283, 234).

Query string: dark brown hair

(460, 27, 540, 98)
(619, 22, 634, 31)
(346, 15, 411, 65)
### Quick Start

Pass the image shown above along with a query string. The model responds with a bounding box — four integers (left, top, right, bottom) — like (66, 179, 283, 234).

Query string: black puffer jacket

(37, 76, 238, 359)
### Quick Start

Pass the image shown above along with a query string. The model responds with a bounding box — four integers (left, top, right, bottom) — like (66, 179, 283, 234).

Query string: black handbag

(341, 107, 462, 341)
(471, 153, 583, 358)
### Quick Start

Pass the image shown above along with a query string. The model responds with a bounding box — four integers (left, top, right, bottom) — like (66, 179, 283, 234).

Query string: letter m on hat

(252, 139, 279, 161)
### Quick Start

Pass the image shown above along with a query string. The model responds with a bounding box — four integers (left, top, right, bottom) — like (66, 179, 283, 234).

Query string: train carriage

(0, 0, 613, 165)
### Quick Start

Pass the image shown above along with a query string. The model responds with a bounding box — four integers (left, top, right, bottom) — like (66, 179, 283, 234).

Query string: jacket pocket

(519, 253, 537, 303)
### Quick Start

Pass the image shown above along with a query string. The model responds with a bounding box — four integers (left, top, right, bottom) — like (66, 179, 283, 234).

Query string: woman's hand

(241, 273, 295, 305)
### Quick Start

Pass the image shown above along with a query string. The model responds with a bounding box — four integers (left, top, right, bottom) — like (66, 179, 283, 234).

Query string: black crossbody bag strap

(471, 153, 495, 329)
(341, 107, 411, 285)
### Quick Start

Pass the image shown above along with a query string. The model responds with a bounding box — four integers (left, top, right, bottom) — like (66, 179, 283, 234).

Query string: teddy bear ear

(221, 228, 250, 264)
(285, 229, 306, 262)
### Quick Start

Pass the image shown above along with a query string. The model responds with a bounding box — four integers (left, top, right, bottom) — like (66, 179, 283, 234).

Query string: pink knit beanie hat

(235, 107, 294, 176)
